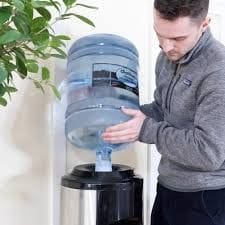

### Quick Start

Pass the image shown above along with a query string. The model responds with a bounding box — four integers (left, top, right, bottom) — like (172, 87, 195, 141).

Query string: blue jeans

(151, 183, 225, 225)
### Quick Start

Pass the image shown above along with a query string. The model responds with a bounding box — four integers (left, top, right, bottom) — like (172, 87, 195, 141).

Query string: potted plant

(0, 0, 97, 106)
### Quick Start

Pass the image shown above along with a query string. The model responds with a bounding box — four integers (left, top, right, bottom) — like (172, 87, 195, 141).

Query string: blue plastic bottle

(64, 33, 140, 170)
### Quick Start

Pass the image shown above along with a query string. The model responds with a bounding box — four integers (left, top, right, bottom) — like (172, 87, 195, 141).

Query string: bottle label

(92, 63, 139, 96)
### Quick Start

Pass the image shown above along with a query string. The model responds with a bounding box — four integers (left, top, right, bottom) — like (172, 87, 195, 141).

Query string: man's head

(153, 0, 210, 61)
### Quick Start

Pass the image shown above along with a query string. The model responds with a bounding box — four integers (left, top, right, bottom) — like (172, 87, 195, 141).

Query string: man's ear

(201, 17, 211, 32)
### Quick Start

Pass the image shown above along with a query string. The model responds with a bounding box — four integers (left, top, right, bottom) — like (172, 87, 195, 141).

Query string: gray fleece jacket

(139, 28, 225, 192)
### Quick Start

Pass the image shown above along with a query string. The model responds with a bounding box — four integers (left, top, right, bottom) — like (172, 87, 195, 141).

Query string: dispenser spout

(95, 145, 112, 172)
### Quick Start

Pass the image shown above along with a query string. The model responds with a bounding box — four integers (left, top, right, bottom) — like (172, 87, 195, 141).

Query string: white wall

(0, 76, 53, 225)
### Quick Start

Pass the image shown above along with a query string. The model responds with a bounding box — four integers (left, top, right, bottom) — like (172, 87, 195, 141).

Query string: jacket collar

(178, 28, 212, 65)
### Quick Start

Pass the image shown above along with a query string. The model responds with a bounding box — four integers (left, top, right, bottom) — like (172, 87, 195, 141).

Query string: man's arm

(139, 72, 225, 171)
(140, 89, 164, 122)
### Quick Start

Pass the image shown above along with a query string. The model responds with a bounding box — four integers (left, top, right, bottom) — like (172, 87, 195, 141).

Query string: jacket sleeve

(140, 53, 164, 122)
(140, 91, 164, 122)
(138, 71, 225, 172)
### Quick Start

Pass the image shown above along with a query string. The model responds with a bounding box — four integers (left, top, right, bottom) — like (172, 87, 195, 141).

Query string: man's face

(153, 10, 208, 61)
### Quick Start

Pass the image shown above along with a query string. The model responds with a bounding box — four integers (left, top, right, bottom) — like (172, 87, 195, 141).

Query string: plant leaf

(50, 53, 66, 59)
(32, 1, 53, 8)
(73, 14, 95, 27)
(7, 72, 13, 83)
(26, 59, 38, 64)
(13, 48, 26, 62)
(55, 35, 71, 40)
(32, 29, 49, 47)
(61, 13, 74, 17)
(3, 61, 17, 72)
(49, 0, 60, 12)
(16, 56, 27, 77)
(13, 13, 30, 34)
(56, 17, 69, 21)
(26, 62, 39, 73)
(0, 84, 5, 96)
(23, 3, 34, 21)
(36, 7, 51, 21)
(4, 84, 17, 100)
(31, 17, 47, 33)
(5, 86, 18, 93)
(33, 81, 45, 93)
(49, 37, 65, 48)
(0, 30, 23, 44)
(23, 44, 44, 58)
(52, 46, 67, 57)
(12, 0, 24, 11)
(63, 0, 76, 7)
(0, 96, 7, 106)
(0, 6, 12, 26)
(0, 65, 8, 83)
(76, 3, 98, 9)
(1, 55, 13, 61)
(50, 84, 61, 100)
(42, 67, 50, 80)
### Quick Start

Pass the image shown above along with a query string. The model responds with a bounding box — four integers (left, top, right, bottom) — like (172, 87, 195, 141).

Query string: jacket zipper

(165, 64, 181, 113)
(165, 76, 175, 110)
(168, 74, 181, 113)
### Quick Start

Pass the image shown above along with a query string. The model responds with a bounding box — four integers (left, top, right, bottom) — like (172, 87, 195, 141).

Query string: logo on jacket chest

(183, 78, 192, 86)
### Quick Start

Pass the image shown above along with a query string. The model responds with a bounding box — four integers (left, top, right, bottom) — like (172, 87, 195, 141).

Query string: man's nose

(160, 39, 174, 53)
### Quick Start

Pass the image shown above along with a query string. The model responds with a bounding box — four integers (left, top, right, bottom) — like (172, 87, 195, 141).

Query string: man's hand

(102, 107, 147, 144)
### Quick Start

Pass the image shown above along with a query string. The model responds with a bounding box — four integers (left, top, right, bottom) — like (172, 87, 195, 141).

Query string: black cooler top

(61, 163, 140, 190)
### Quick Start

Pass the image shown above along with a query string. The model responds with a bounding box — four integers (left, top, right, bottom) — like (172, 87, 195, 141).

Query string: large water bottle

(64, 33, 139, 156)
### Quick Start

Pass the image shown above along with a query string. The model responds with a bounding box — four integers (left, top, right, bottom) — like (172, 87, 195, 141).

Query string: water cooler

(60, 33, 143, 225)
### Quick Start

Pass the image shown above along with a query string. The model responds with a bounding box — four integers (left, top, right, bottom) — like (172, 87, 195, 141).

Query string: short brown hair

(154, 0, 209, 22)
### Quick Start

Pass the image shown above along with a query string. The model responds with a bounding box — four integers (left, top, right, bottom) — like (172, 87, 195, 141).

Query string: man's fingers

(121, 107, 139, 116)
(104, 120, 130, 132)
(102, 128, 135, 138)
(101, 108, 144, 144)
(103, 133, 138, 144)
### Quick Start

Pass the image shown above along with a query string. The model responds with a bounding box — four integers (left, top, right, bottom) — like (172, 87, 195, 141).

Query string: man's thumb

(120, 106, 138, 116)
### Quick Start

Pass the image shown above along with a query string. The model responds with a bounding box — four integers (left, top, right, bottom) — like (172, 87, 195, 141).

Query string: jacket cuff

(138, 117, 158, 144)
(140, 104, 152, 117)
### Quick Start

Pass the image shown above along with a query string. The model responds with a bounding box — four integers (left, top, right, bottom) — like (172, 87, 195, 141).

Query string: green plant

(0, 0, 97, 106)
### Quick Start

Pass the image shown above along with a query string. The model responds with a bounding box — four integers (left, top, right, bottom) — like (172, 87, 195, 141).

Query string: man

(102, 0, 225, 224)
